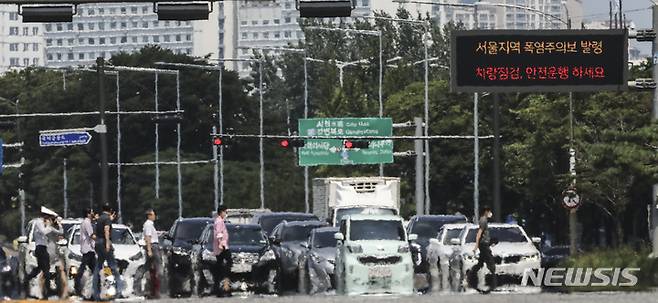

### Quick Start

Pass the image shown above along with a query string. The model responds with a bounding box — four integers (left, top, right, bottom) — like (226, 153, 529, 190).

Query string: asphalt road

(145, 291, 657, 303)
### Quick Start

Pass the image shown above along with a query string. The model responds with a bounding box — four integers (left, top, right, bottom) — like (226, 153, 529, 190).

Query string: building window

(89, 52, 96, 58)
(142, 36, 149, 42)
(9, 44, 18, 51)
(165, 21, 170, 27)
(89, 23, 95, 30)
(88, 38, 95, 45)
(263, 20, 269, 25)
(110, 8, 116, 14)
(56, 53, 62, 61)
(110, 37, 116, 44)
(131, 7, 138, 14)
(241, 33, 247, 39)
(110, 22, 117, 29)
(79, 53, 85, 60)
(143, 22, 149, 28)
(274, 32, 280, 38)
(23, 58, 30, 66)
(132, 36, 137, 43)
(241, 21, 248, 25)
(23, 43, 29, 51)
(56, 24, 62, 31)
(153, 21, 159, 27)
(99, 8, 104, 14)
(99, 22, 105, 30)
(263, 32, 269, 39)
(10, 58, 19, 66)
(32, 27, 38, 35)
(45, 24, 52, 31)
(284, 31, 291, 38)
(362, 0, 369, 6)
(176, 34, 181, 41)
(132, 21, 138, 28)
(78, 23, 84, 31)
(186, 34, 191, 41)
(121, 7, 126, 14)
(66, 24, 72, 31)
(121, 36, 127, 43)
(23, 27, 29, 35)
(274, 19, 280, 24)
(121, 22, 127, 29)
(253, 32, 258, 39)
(285, 17, 291, 23)
(33, 43, 39, 51)
(142, 6, 148, 14)
(153, 35, 160, 42)
(9, 12, 18, 20)
(67, 53, 74, 60)
(164, 35, 170, 42)
(251, 20, 258, 25)
(47, 54, 53, 61)
(9, 27, 18, 35)
(33, 58, 39, 65)
(57, 39, 62, 46)
(78, 38, 84, 45)
(99, 37, 106, 44)
(285, 2, 292, 9)
(88, 8, 95, 15)
(46, 39, 52, 46)
(67, 38, 74, 45)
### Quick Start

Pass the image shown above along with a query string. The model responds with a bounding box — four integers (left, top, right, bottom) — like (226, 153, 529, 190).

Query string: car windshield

(442, 228, 463, 245)
(335, 208, 395, 224)
(411, 217, 467, 239)
(313, 231, 338, 248)
(72, 227, 135, 245)
(282, 225, 319, 242)
(229, 227, 266, 246)
(349, 220, 405, 241)
(464, 227, 527, 243)
(174, 220, 210, 241)
(260, 215, 317, 235)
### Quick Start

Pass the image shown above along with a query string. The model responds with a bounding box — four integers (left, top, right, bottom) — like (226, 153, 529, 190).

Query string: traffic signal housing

(212, 136, 231, 146)
(280, 139, 305, 148)
(298, 0, 353, 18)
(344, 140, 369, 149)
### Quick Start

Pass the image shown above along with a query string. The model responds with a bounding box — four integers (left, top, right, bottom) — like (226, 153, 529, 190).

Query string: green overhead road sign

(298, 118, 393, 166)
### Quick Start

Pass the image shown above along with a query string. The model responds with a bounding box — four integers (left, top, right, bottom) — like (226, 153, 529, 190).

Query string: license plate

(368, 266, 392, 278)
(231, 263, 252, 273)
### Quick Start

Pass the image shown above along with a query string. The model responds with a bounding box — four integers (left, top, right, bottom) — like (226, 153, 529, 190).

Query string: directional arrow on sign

(39, 131, 93, 147)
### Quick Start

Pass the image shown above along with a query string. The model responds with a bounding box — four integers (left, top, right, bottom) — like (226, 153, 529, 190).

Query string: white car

(17, 218, 80, 298)
(334, 214, 416, 296)
(425, 223, 474, 292)
(449, 223, 541, 292)
(67, 223, 146, 299)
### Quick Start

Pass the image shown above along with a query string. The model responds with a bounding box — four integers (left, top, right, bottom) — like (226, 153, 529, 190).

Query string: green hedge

(561, 247, 658, 292)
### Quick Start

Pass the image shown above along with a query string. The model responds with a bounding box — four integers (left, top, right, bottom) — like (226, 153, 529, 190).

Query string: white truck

(312, 177, 401, 226)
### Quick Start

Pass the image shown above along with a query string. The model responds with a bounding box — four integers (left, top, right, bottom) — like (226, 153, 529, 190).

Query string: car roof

(280, 220, 327, 227)
(226, 223, 262, 229)
(257, 212, 317, 218)
(345, 214, 402, 221)
(311, 226, 339, 233)
(176, 217, 213, 223)
(411, 215, 467, 221)
(441, 223, 474, 230)
(465, 223, 522, 229)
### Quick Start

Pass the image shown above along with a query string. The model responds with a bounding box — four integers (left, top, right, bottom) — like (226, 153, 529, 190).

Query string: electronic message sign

(450, 30, 628, 93)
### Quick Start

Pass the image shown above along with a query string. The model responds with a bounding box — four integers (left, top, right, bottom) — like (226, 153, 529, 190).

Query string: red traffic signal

(280, 139, 305, 148)
(212, 136, 230, 146)
(344, 140, 369, 149)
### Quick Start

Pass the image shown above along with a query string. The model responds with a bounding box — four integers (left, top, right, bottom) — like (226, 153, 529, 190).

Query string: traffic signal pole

(97, 57, 109, 207)
(651, 4, 658, 257)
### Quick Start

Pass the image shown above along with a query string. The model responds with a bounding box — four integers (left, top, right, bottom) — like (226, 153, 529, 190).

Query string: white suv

(449, 223, 541, 291)
(334, 214, 417, 296)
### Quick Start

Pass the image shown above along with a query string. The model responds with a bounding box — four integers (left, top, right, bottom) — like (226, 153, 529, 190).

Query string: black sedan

(251, 212, 320, 237)
(161, 217, 213, 297)
(269, 220, 328, 293)
(0, 247, 19, 299)
(300, 227, 338, 294)
(191, 223, 277, 295)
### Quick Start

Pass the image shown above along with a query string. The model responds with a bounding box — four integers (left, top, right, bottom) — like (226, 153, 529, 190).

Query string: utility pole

(651, 4, 658, 257)
(492, 94, 501, 222)
(63, 158, 68, 218)
(414, 117, 424, 216)
(97, 57, 109, 207)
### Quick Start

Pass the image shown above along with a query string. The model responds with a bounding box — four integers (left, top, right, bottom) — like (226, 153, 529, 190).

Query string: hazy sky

(583, 0, 654, 55)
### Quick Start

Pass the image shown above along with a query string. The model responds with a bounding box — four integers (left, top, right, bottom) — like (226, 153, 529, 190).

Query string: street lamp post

(305, 26, 385, 176)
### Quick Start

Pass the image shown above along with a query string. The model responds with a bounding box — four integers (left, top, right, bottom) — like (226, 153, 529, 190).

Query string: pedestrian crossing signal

(344, 140, 369, 149)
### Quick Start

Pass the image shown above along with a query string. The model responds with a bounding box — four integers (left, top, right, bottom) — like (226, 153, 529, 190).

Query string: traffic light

(212, 136, 231, 146)
(298, 0, 353, 18)
(280, 139, 305, 148)
(344, 140, 369, 149)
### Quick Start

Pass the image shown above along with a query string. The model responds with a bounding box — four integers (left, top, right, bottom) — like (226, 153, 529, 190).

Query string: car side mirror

(429, 238, 440, 245)
(408, 234, 418, 241)
(300, 241, 309, 249)
(531, 237, 541, 244)
(450, 238, 461, 245)
(16, 236, 28, 244)
(334, 232, 344, 241)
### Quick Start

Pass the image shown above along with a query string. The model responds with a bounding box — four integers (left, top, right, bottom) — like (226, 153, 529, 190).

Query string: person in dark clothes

(92, 205, 123, 301)
(469, 206, 497, 293)
(143, 209, 162, 299)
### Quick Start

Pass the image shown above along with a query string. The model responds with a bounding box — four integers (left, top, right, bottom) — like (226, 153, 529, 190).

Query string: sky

(583, 0, 654, 55)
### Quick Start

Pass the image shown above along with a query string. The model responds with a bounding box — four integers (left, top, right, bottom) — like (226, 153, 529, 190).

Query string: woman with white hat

(23, 206, 63, 299)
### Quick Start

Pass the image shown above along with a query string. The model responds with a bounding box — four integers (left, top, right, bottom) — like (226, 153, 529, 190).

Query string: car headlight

(172, 247, 190, 256)
(523, 253, 540, 261)
(398, 244, 410, 253)
(202, 249, 215, 261)
(260, 249, 276, 262)
(129, 251, 143, 261)
(347, 244, 363, 254)
(68, 253, 82, 262)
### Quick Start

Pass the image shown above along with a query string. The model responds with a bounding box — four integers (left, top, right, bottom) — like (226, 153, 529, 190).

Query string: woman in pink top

(213, 205, 232, 297)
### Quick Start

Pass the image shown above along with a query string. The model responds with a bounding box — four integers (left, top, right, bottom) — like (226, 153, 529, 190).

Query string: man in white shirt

(143, 209, 161, 299)
(74, 208, 96, 296)
(23, 206, 63, 299)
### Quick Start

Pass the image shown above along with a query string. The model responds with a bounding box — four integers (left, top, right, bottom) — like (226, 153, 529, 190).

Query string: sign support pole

(97, 57, 109, 207)
(414, 117, 424, 216)
(651, 4, 658, 258)
(493, 93, 501, 222)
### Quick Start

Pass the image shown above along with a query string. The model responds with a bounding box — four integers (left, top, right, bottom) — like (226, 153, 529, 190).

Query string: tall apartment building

(0, 5, 45, 73)
(220, 0, 375, 77)
(43, 4, 194, 68)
